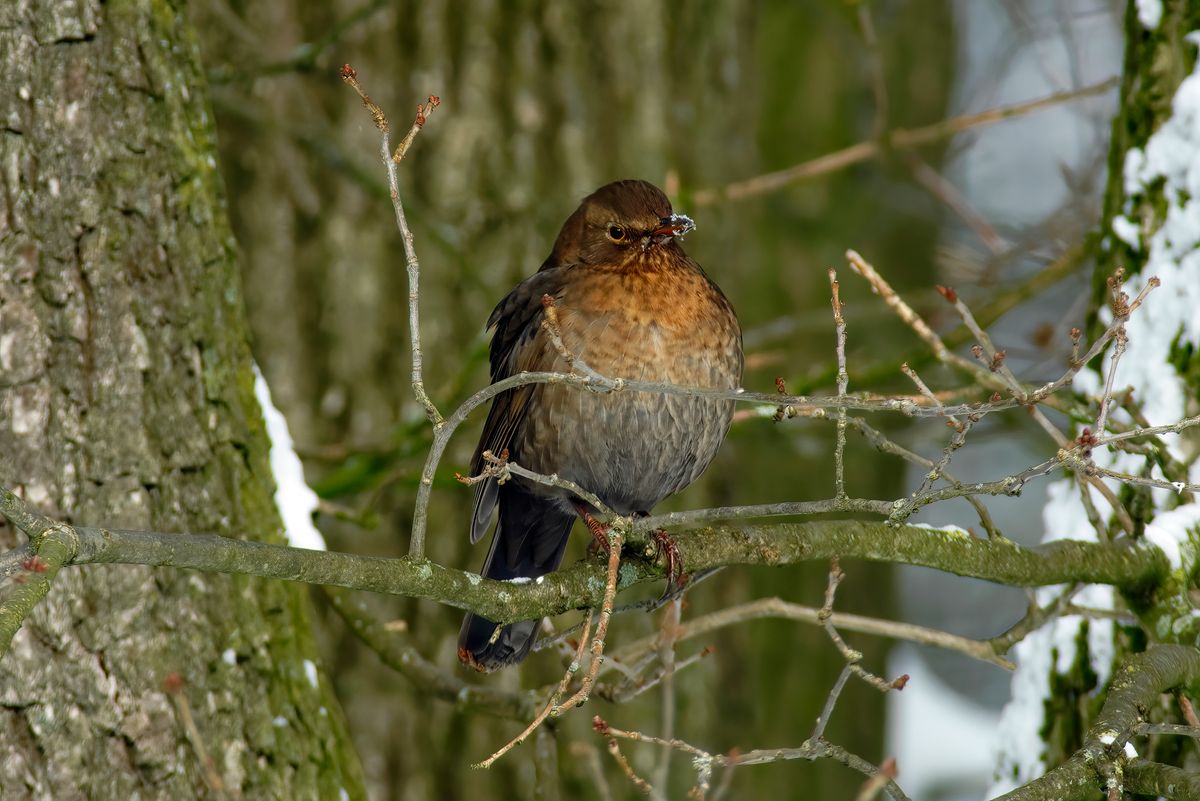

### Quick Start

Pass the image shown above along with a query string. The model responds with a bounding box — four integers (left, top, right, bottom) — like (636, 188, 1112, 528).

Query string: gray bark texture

(0, 1, 364, 798)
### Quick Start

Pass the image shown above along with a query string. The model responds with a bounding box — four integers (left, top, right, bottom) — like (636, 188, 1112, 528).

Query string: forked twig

(475, 610, 594, 768)
(476, 527, 625, 769)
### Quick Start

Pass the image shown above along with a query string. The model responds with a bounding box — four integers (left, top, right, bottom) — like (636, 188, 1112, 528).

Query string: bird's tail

(458, 482, 575, 671)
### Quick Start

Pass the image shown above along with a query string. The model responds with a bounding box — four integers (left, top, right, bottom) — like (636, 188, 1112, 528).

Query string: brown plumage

(458, 179, 743, 671)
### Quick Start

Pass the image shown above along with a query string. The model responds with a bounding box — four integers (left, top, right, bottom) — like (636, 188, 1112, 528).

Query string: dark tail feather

(458, 482, 575, 672)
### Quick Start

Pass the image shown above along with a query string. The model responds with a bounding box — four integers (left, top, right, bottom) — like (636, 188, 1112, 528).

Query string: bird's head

(551, 179, 696, 270)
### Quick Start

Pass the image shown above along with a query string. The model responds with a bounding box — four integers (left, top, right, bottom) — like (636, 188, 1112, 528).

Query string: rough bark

(0, 1, 363, 798)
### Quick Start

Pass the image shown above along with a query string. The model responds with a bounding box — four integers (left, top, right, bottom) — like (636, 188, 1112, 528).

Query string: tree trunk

(0, 2, 364, 798)
(993, 0, 1200, 791)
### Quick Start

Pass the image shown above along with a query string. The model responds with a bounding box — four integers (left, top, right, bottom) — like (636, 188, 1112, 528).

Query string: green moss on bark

(0, 2, 364, 797)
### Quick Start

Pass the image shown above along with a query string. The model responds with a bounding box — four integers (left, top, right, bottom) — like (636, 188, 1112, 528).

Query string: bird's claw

(578, 508, 611, 555)
(651, 529, 688, 601)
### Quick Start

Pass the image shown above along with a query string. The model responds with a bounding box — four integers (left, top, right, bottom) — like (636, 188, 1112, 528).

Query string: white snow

(1143, 505, 1200, 570)
(909, 522, 972, 536)
(302, 659, 319, 689)
(992, 47, 1200, 796)
(990, 482, 1115, 795)
(254, 364, 327, 551)
(886, 647, 1000, 800)
(1111, 215, 1140, 249)
(1136, 0, 1162, 30)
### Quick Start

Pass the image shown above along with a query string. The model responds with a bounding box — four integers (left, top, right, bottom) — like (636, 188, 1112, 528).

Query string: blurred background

(193, 1, 1122, 798)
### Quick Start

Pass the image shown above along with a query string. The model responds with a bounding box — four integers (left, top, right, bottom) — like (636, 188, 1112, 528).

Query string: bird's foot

(650, 529, 689, 600)
(577, 507, 611, 555)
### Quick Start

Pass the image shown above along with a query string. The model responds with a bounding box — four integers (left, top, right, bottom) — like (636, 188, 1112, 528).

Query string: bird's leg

(573, 502, 611, 555)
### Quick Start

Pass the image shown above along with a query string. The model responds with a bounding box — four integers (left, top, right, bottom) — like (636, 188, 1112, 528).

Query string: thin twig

(475, 610, 594, 768)
(846, 416, 1002, 539)
(813, 664, 854, 740)
(569, 742, 615, 801)
(340, 66, 444, 558)
(599, 650, 711, 705)
(906, 153, 1008, 255)
(458, 452, 616, 519)
(163, 673, 228, 797)
(393, 95, 441, 163)
(477, 527, 625, 769)
(938, 285, 1023, 393)
(855, 758, 900, 801)
(653, 598, 681, 791)
(595, 718, 911, 801)
(819, 560, 908, 693)
(594, 718, 666, 800)
(848, 250, 982, 379)
(830, 270, 849, 499)
(1135, 722, 1200, 739)
(541, 295, 607, 381)
(692, 78, 1117, 206)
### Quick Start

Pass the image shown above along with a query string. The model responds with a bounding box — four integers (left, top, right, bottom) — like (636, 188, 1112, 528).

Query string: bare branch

(611, 596, 1014, 670)
(476, 526, 625, 769)
(830, 270, 849, 500)
(692, 79, 1117, 206)
(993, 645, 1200, 801)
(0, 483, 1173, 652)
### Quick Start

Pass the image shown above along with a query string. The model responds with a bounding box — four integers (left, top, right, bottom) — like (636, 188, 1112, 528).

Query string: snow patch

(1136, 0, 1162, 29)
(886, 647, 1000, 799)
(1111, 215, 1140, 249)
(991, 482, 1115, 795)
(1142, 504, 1200, 570)
(909, 522, 972, 536)
(254, 364, 326, 551)
(302, 659, 319, 689)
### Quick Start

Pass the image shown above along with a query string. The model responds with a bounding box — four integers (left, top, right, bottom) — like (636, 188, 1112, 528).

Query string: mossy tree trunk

(1020, 0, 1200, 783)
(0, 2, 363, 797)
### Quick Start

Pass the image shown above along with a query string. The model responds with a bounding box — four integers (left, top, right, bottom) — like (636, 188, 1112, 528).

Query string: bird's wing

(469, 267, 567, 543)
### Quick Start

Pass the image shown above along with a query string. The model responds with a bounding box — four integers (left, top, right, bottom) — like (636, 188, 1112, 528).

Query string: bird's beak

(649, 213, 696, 240)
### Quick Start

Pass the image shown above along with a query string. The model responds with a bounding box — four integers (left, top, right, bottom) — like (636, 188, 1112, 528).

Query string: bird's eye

(607, 225, 626, 242)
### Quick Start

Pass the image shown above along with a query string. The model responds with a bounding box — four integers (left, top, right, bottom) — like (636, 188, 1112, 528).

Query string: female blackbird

(458, 179, 743, 671)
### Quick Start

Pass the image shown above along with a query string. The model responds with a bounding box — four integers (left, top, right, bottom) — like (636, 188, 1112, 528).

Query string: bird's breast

(515, 265, 742, 514)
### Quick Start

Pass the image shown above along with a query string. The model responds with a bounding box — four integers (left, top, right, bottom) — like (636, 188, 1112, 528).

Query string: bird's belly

(516, 325, 737, 514)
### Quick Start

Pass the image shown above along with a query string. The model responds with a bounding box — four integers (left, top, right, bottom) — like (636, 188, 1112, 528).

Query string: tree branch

(0, 480, 1170, 659)
(993, 645, 1200, 801)
(692, 78, 1117, 206)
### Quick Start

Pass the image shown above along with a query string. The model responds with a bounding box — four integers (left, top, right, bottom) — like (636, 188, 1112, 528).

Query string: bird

(457, 179, 743, 672)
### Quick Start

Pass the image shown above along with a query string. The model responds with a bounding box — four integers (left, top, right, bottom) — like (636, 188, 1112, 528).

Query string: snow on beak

(650, 213, 696, 240)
